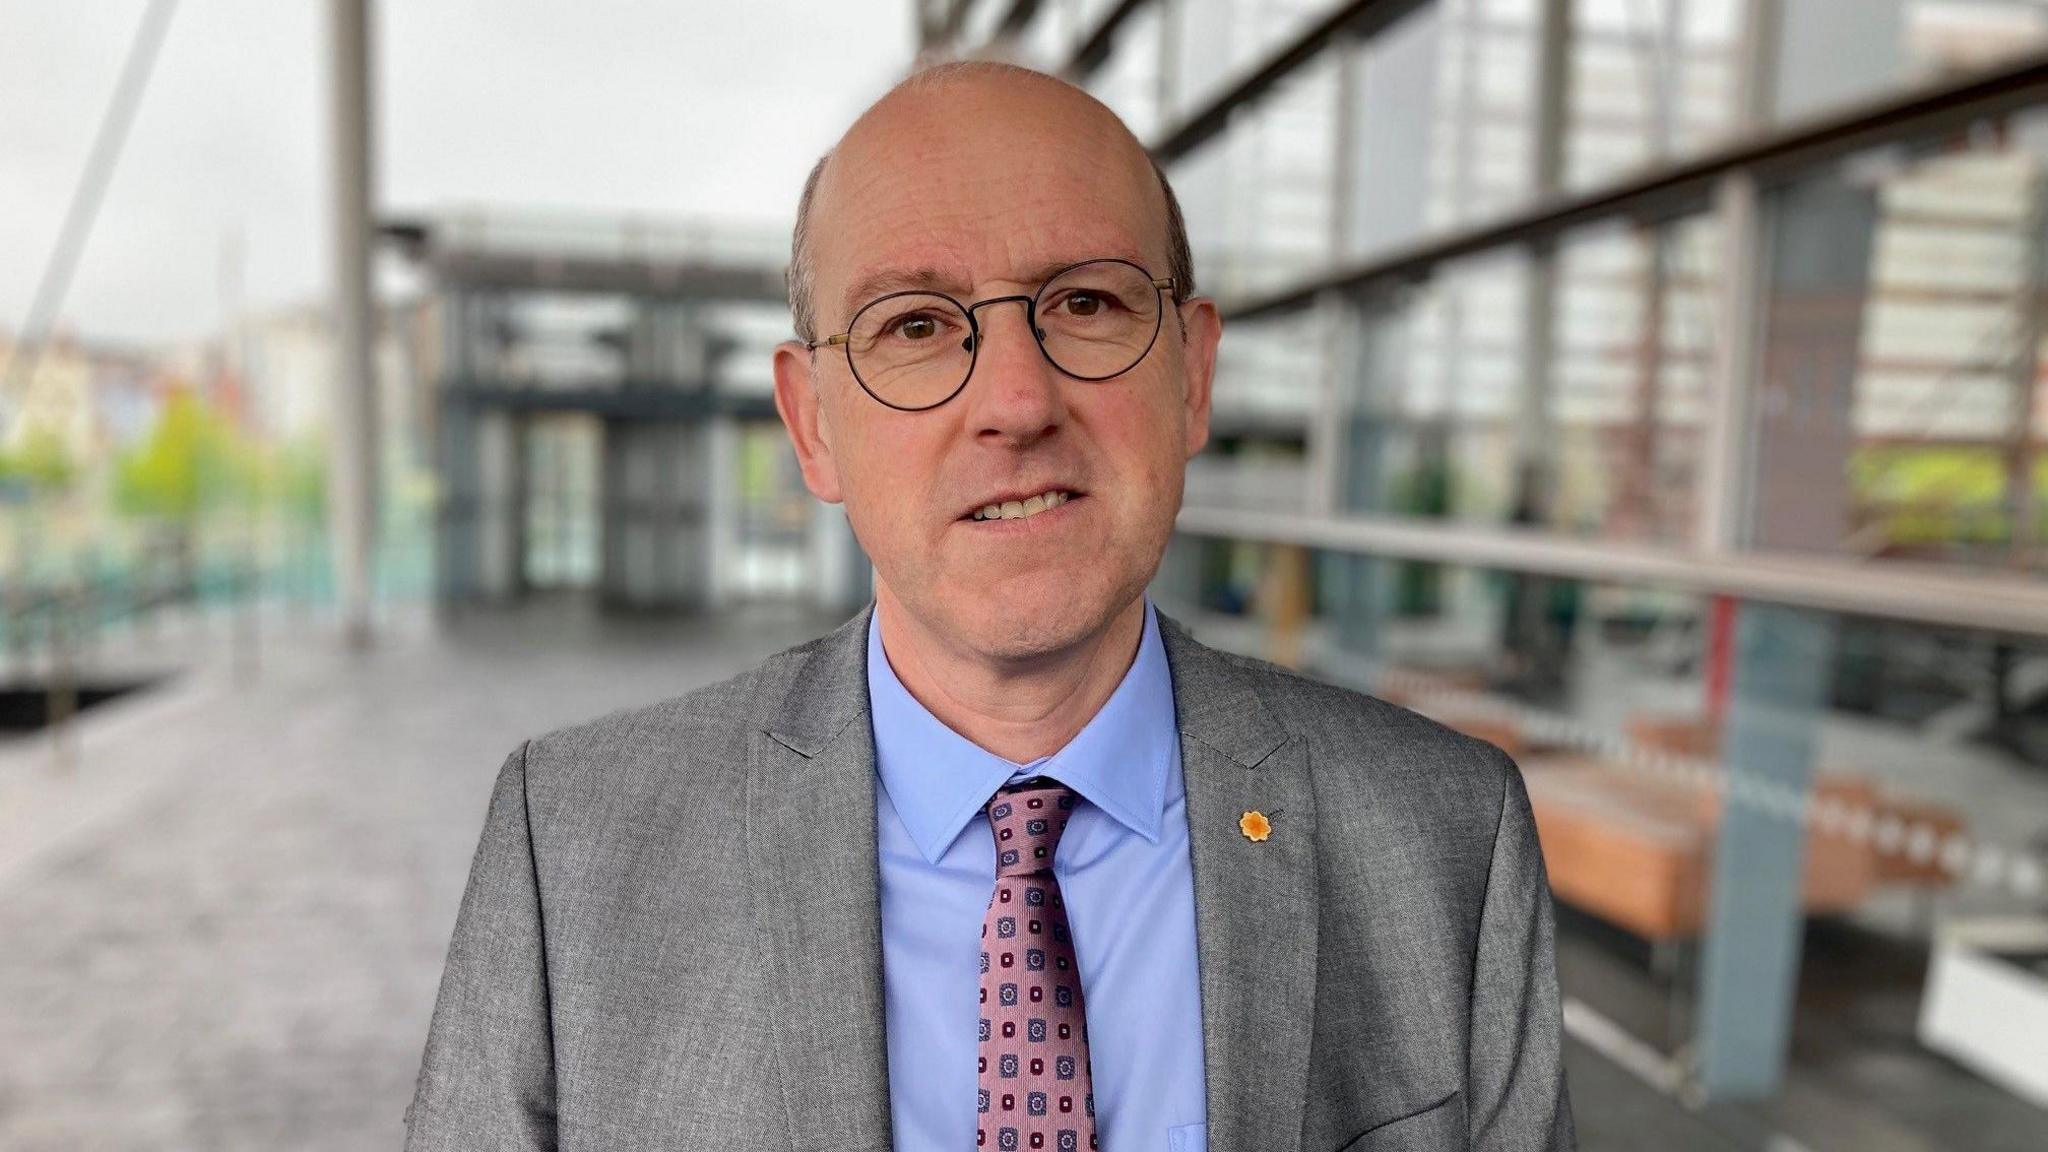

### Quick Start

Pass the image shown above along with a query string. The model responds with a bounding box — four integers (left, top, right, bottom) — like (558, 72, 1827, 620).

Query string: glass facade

(929, 0, 2048, 1144)
(1753, 108, 2048, 571)
(401, 208, 841, 610)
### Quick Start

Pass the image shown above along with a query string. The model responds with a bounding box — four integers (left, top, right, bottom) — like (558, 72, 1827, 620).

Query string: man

(404, 61, 1573, 1152)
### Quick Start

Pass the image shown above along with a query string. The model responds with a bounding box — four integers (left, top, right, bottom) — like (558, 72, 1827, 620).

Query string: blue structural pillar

(1330, 289, 1397, 668)
(1694, 601, 1837, 1097)
(1330, 404, 1397, 666)
(1329, 552, 1391, 659)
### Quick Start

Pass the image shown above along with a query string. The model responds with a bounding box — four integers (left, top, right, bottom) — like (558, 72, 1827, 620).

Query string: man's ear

(773, 340, 845, 504)
(1177, 298, 1221, 460)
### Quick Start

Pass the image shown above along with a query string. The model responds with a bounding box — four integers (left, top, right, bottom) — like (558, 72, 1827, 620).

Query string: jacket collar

(865, 594, 1178, 864)
(761, 598, 1289, 769)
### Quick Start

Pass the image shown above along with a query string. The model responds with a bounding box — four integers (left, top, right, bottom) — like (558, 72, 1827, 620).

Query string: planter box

(1917, 916, 2048, 1109)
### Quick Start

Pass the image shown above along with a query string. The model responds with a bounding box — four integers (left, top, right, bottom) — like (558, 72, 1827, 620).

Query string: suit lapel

(745, 601, 895, 1151)
(1157, 609, 1320, 1152)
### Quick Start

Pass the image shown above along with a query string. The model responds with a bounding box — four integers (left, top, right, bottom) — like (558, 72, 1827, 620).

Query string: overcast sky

(0, 0, 911, 346)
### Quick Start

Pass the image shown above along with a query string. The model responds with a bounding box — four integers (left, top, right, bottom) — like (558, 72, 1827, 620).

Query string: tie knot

(985, 777, 1079, 878)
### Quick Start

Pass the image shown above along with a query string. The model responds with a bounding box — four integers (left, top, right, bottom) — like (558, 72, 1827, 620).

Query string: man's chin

(942, 585, 1113, 662)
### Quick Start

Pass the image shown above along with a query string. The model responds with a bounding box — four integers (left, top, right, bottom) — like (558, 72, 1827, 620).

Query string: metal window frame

(1065, 0, 1154, 79)
(1147, 0, 1433, 161)
(931, 0, 2048, 636)
(1186, 51, 2048, 636)
(1219, 47, 2048, 322)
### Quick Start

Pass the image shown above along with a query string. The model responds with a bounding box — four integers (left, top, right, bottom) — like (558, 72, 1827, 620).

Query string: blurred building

(0, 331, 151, 466)
(0, 331, 163, 516)
(916, 0, 2048, 1147)
(385, 210, 870, 614)
(229, 304, 346, 442)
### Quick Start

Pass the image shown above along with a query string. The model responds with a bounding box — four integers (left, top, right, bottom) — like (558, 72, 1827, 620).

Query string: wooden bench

(1523, 756, 1878, 942)
(1627, 714, 1966, 894)
(1370, 699, 1967, 944)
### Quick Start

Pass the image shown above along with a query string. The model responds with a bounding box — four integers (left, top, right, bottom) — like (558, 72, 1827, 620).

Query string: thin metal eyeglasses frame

(802, 257, 1179, 412)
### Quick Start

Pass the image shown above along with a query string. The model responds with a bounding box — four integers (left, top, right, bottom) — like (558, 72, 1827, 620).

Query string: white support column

(1309, 32, 1363, 519)
(1515, 0, 1571, 508)
(809, 502, 871, 614)
(327, 0, 379, 646)
(1696, 0, 1779, 556)
(706, 415, 738, 610)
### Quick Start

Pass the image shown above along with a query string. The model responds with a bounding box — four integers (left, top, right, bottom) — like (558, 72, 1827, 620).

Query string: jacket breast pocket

(1168, 1120, 1208, 1152)
(1332, 1090, 1463, 1152)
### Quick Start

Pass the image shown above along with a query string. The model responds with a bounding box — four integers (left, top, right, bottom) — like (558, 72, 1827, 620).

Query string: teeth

(972, 489, 1070, 521)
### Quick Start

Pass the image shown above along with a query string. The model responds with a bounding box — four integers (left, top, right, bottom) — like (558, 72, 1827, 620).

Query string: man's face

(774, 75, 1220, 663)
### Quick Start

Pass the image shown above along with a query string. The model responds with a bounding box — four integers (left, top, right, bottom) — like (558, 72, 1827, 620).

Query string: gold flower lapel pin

(1239, 808, 1281, 842)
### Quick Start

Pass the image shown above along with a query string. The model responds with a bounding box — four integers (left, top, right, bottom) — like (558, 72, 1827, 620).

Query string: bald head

(786, 61, 1193, 342)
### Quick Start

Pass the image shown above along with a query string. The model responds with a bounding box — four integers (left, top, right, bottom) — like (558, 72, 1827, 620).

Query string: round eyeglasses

(804, 257, 1178, 412)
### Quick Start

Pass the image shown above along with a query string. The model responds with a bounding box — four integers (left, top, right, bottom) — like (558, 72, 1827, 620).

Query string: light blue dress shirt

(867, 594, 1210, 1152)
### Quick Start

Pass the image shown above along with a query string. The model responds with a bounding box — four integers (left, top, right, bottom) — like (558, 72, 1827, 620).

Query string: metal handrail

(1173, 503, 2048, 637)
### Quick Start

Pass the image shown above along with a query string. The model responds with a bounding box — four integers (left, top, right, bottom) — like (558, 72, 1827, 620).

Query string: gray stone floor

(2, 593, 2031, 1150)
(0, 595, 841, 1150)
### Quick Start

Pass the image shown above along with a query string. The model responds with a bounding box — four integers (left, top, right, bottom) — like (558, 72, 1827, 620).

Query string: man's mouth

(962, 489, 1081, 523)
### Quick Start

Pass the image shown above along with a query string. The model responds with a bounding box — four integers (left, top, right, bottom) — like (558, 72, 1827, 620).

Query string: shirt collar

(867, 594, 1177, 865)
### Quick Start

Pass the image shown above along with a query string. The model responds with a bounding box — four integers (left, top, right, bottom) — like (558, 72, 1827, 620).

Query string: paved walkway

(0, 595, 841, 1149)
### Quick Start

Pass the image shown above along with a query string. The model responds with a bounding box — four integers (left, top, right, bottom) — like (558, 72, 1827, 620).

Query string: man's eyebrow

(833, 251, 1163, 327)
(837, 266, 963, 321)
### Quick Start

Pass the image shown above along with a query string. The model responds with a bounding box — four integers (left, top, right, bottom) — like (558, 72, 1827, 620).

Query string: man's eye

(890, 314, 941, 339)
(1058, 292, 1110, 317)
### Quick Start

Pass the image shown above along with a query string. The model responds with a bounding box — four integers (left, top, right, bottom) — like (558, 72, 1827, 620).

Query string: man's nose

(962, 299, 1065, 439)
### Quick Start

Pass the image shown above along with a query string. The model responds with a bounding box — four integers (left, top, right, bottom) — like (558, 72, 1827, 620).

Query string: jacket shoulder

(516, 626, 839, 794)
(1191, 638, 1521, 819)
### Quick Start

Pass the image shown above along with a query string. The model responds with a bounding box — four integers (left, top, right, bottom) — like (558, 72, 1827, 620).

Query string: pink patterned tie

(979, 777, 1096, 1152)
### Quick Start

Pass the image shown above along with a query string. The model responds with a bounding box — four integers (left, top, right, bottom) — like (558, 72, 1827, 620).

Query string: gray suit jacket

(404, 600, 1574, 1151)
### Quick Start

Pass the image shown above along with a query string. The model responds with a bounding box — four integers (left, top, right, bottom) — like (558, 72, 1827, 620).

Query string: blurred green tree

(111, 388, 265, 522)
(109, 387, 269, 590)
(0, 425, 79, 493)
